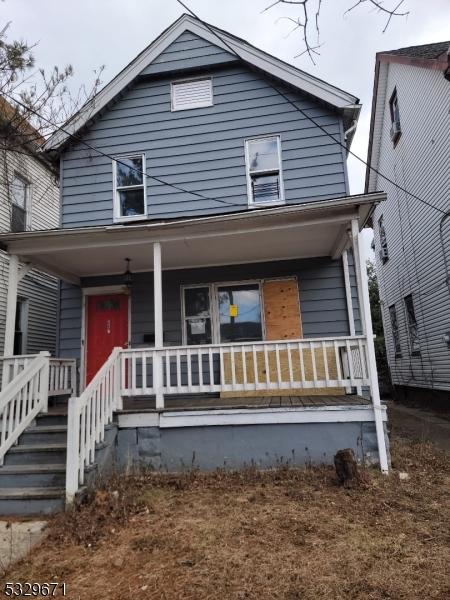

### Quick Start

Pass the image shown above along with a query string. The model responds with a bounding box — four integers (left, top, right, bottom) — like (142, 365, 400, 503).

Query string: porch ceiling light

(124, 258, 132, 288)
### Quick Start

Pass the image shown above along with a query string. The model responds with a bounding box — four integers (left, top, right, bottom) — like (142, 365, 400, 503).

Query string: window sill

(113, 214, 148, 224)
(248, 201, 286, 209)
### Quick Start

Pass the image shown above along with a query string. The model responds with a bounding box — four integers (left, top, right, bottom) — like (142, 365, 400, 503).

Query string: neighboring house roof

(0, 97, 57, 173)
(386, 41, 450, 60)
(43, 13, 361, 154)
(365, 40, 450, 192)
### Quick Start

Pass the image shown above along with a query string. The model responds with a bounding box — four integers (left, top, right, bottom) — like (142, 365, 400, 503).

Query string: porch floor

(119, 394, 371, 412)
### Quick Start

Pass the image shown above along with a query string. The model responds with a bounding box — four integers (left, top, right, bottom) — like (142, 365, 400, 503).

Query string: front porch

(0, 193, 389, 506)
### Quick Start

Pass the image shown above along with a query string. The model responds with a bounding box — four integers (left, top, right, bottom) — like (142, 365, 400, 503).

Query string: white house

(0, 101, 60, 361)
(366, 41, 450, 405)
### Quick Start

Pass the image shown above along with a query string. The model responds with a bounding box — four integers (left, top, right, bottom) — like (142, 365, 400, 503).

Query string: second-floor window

(245, 136, 284, 206)
(378, 215, 389, 263)
(113, 155, 146, 221)
(389, 304, 401, 357)
(404, 294, 420, 355)
(389, 88, 401, 144)
(11, 174, 29, 232)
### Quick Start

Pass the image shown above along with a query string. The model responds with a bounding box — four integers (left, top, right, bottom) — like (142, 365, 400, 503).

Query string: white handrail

(66, 347, 121, 503)
(0, 352, 50, 466)
(1, 355, 77, 396)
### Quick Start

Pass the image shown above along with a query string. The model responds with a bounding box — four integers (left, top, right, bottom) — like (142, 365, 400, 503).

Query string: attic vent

(171, 77, 213, 111)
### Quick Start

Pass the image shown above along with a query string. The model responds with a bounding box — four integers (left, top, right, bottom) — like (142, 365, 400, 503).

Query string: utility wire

(175, 0, 447, 217)
(3, 92, 243, 210)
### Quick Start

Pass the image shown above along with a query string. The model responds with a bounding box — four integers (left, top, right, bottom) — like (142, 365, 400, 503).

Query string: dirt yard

(1, 426, 449, 600)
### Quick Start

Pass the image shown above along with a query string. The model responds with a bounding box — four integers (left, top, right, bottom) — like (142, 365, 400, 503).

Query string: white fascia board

(158, 405, 385, 428)
(0, 193, 386, 256)
(116, 405, 386, 429)
(44, 15, 359, 152)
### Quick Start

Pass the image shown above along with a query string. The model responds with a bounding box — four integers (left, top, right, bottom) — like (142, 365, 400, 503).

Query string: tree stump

(334, 448, 359, 487)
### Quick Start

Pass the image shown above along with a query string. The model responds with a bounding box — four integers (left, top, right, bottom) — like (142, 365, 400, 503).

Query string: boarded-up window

(171, 78, 213, 111)
(263, 279, 302, 341)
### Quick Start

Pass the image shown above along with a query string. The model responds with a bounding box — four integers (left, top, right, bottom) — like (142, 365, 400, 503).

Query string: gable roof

(43, 13, 360, 153)
(365, 40, 450, 193)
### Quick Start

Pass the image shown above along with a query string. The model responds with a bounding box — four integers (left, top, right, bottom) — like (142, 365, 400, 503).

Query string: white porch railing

(65, 335, 369, 501)
(0, 352, 50, 466)
(1, 355, 77, 396)
(119, 336, 370, 397)
(65, 347, 121, 503)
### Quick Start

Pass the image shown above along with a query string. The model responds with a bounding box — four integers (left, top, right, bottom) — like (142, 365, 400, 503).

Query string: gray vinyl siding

(61, 37, 347, 227)
(0, 252, 57, 356)
(58, 257, 360, 363)
(369, 62, 450, 391)
(140, 31, 237, 75)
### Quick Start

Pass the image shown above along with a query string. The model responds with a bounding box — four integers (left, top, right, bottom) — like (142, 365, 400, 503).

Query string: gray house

(366, 42, 450, 406)
(0, 15, 388, 514)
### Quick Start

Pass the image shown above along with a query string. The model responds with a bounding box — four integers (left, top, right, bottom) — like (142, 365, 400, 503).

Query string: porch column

(351, 218, 389, 473)
(153, 242, 164, 409)
(3, 254, 19, 357)
(342, 249, 359, 394)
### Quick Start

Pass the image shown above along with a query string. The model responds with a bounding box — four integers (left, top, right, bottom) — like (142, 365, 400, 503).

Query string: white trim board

(43, 14, 360, 152)
(116, 404, 385, 429)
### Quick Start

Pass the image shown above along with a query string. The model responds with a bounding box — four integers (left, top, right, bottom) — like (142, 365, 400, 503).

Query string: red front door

(85, 293, 129, 385)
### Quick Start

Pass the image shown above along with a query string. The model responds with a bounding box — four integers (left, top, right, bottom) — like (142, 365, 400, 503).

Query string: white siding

(0, 141, 59, 355)
(369, 62, 450, 391)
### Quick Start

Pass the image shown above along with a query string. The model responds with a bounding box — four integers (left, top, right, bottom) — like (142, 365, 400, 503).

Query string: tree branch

(265, 0, 410, 62)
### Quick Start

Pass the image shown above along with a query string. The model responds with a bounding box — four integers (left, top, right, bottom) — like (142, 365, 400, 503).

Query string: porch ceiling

(0, 193, 385, 284)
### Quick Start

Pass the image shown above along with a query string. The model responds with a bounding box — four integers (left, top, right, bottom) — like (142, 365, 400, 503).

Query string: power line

(175, 0, 447, 218)
(3, 92, 243, 211)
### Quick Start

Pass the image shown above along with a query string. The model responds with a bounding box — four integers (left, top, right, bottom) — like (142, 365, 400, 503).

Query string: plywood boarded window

(263, 278, 302, 341)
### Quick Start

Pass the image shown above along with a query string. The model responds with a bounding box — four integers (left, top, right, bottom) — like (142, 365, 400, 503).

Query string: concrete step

(4, 444, 67, 466)
(0, 487, 65, 516)
(19, 425, 67, 446)
(0, 464, 66, 488)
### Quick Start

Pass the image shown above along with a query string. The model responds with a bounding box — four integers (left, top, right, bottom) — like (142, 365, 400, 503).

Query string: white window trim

(11, 172, 32, 231)
(181, 279, 267, 345)
(112, 153, 147, 223)
(244, 135, 285, 207)
(171, 76, 214, 112)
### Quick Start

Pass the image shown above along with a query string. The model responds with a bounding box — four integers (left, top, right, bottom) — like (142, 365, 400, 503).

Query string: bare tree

(0, 22, 104, 228)
(263, 0, 410, 64)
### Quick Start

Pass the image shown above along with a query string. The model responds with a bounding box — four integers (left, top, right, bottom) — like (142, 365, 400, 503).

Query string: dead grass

(2, 432, 450, 600)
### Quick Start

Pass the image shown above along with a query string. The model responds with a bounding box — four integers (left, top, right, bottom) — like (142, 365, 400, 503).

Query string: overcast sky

(4, 0, 450, 256)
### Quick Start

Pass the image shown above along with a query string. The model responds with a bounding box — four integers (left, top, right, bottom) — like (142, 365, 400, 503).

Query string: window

(10, 174, 29, 232)
(378, 215, 389, 263)
(404, 294, 420, 355)
(217, 284, 262, 343)
(14, 299, 28, 354)
(389, 88, 401, 143)
(389, 305, 401, 357)
(183, 286, 213, 345)
(113, 155, 146, 221)
(245, 136, 284, 205)
(171, 77, 213, 111)
(182, 282, 264, 345)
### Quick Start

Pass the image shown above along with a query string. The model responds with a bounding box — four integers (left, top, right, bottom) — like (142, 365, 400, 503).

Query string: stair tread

(0, 487, 65, 500)
(8, 443, 67, 453)
(25, 425, 68, 433)
(0, 464, 66, 474)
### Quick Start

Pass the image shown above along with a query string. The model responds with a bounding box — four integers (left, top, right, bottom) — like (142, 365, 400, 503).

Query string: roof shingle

(385, 41, 450, 60)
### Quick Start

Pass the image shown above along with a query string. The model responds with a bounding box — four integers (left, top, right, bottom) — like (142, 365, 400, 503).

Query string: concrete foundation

(115, 421, 388, 472)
